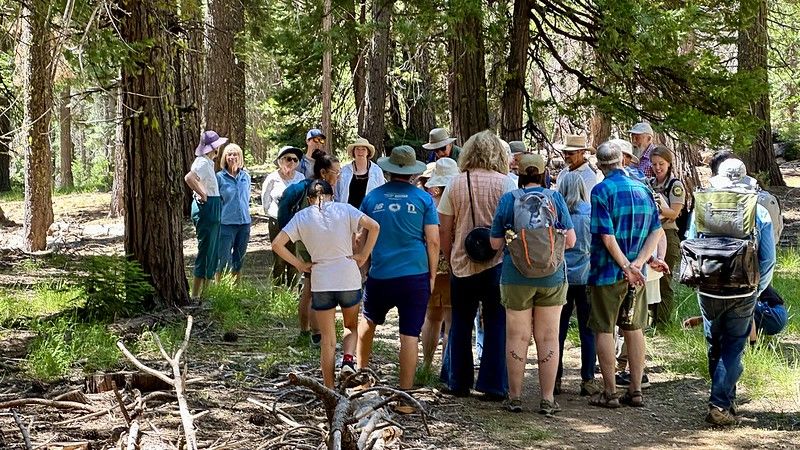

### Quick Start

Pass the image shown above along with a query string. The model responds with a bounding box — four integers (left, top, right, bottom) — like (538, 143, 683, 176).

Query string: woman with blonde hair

(336, 137, 385, 208)
(184, 130, 227, 299)
(438, 130, 516, 400)
(216, 143, 251, 283)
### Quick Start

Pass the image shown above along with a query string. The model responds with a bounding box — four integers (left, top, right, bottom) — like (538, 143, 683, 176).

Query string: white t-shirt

(262, 170, 305, 219)
(282, 201, 365, 292)
(191, 156, 219, 196)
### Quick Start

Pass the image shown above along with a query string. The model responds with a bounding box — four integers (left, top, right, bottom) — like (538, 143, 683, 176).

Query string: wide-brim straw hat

(377, 145, 427, 175)
(553, 134, 595, 154)
(425, 157, 459, 188)
(346, 138, 376, 159)
(422, 128, 457, 150)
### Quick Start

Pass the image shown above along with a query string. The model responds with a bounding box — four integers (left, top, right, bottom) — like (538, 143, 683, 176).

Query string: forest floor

(0, 167, 799, 449)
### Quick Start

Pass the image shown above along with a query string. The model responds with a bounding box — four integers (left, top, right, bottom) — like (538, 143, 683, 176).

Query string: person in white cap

(629, 122, 655, 178)
(423, 128, 461, 163)
(554, 134, 603, 195)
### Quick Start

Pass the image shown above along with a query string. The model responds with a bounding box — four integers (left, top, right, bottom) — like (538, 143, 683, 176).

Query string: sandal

(588, 391, 620, 409)
(620, 390, 644, 407)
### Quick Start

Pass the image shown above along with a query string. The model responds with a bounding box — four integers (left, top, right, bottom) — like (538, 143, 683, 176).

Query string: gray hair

(459, 130, 509, 173)
(596, 141, 623, 174)
(556, 170, 588, 212)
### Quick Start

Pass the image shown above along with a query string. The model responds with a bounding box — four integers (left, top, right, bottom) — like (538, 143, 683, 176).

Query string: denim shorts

(363, 273, 430, 337)
(311, 290, 361, 311)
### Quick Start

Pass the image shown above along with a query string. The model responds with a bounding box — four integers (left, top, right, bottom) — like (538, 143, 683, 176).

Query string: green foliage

(133, 322, 187, 357)
(0, 284, 82, 327)
(69, 256, 154, 322)
(205, 275, 270, 332)
(25, 316, 120, 381)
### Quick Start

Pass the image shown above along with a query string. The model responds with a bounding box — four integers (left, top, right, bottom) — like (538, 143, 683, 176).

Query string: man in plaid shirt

(629, 122, 655, 178)
(586, 141, 668, 408)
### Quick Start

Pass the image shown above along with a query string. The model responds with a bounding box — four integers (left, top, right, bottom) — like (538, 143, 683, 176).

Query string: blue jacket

(217, 169, 252, 225)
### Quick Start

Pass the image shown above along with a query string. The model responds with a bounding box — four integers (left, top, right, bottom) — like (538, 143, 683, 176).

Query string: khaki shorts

(588, 280, 647, 333)
(428, 274, 452, 310)
(501, 283, 567, 311)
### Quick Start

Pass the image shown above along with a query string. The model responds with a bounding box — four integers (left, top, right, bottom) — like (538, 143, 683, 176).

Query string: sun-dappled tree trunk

(500, 0, 528, 141)
(21, 0, 54, 251)
(405, 46, 435, 142)
(177, 0, 204, 217)
(589, 110, 611, 149)
(449, 0, 489, 143)
(362, 0, 393, 157)
(0, 93, 11, 192)
(205, 0, 246, 166)
(737, 0, 784, 186)
(121, 0, 190, 307)
(59, 85, 74, 189)
(109, 82, 125, 218)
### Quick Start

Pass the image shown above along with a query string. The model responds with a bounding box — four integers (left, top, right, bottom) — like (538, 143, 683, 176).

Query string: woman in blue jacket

(216, 143, 251, 283)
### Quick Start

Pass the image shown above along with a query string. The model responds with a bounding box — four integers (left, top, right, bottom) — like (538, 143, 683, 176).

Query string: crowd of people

(182, 123, 785, 425)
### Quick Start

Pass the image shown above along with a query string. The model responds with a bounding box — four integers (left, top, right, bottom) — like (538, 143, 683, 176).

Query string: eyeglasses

(283, 157, 299, 163)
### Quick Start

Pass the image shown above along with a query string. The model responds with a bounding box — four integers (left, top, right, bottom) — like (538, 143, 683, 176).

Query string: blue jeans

(557, 284, 596, 382)
(754, 302, 787, 336)
(217, 223, 251, 273)
(440, 265, 507, 396)
(699, 292, 758, 410)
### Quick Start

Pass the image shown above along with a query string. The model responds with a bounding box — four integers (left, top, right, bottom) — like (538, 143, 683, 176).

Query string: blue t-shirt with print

(360, 181, 439, 279)
(490, 187, 574, 287)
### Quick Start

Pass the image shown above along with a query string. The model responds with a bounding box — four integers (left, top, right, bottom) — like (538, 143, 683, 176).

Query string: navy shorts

(363, 273, 430, 337)
(311, 290, 361, 311)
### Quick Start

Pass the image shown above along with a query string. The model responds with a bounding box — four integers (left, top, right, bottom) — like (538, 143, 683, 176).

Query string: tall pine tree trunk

(177, 0, 203, 216)
(500, 0, 529, 141)
(362, 0, 393, 157)
(109, 82, 125, 218)
(405, 46, 435, 142)
(205, 0, 245, 163)
(21, 0, 54, 251)
(737, 0, 784, 185)
(589, 110, 611, 148)
(322, 0, 333, 153)
(449, 0, 489, 143)
(349, 0, 368, 136)
(121, 0, 190, 306)
(0, 93, 11, 192)
(59, 85, 74, 189)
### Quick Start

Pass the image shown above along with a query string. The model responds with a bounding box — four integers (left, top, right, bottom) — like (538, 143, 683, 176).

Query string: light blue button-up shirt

(217, 169, 252, 225)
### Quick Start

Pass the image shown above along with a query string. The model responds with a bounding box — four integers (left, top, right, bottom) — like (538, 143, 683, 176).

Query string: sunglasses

(313, 137, 326, 144)
(435, 148, 448, 153)
(283, 156, 299, 163)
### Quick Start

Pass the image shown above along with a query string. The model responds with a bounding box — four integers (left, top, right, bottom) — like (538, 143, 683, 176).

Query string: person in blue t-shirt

(358, 145, 440, 396)
(490, 153, 575, 415)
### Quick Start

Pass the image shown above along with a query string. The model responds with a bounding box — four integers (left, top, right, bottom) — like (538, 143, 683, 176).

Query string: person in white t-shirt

(271, 179, 380, 388)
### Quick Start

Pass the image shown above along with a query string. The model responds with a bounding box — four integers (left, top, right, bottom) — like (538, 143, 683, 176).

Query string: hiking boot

(504, 397, 523, 413)
(580, 379, 603, 396)
(538, 398, 561, 416)
(553, 379, 562, 395)
(705, 405, 739, 427)
(310, 333, 322, 347)
(615, 371, 650, 389)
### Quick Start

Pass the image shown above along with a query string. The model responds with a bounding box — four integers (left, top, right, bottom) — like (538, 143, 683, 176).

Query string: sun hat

(609, 138, 639, 164)
(499, 139, 511, 156)
(596, 141, 622, 166)
(709, 158, 758, 189)
(275, 146, 303, 165)
(425, 157, 459, 188)
(306, 128, 326, 141)
(553, 134, 595, 154)
(509, 141, 527, 154)
(346, 137, 376, 159)
(517, 153, 545, 174)
(422, 128, 457, 150)
(421, 162, 436, 179)
(629, 122, 654, 136)
(377, 145, 427, 175)
(195, 130, 228, 156)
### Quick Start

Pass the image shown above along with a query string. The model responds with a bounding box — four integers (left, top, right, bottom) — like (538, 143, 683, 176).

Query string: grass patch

(0, 284, 82, 326)
(414, 364, 439, 386)
(205, 275, 270, 332)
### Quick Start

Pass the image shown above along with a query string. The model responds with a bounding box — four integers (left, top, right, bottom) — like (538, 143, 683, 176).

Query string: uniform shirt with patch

(361, 181, 439, 280)
(653, 176, 686, 231)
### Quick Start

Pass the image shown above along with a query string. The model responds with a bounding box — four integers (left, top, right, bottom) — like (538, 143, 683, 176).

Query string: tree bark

(737, 0, 784, 185)
(204, 0, 246, 165)
(121, 0, 190, 307)
(0, 93, 11, 192)
(500, 0, 529, 141)
(321, 0, 333, 153)
(589, 110, 611, 149)
(347, 0, 368, 136)
(362, 0, 393, 157)
(109, 82, 125, 218)
(177, 0, 204, 217)
(21, 0, 55, 251)
(448, 0, 489, 143)
(405, 46, 435, 142)
(59, 85, 74, 189)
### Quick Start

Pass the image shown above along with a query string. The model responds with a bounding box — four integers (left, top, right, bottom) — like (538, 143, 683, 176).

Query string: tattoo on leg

(537, 350, 555, 364)
(510, 350, 524, 362)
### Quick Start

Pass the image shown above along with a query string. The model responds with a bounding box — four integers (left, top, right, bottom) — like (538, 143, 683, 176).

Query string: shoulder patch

(672, 184, 684, 197)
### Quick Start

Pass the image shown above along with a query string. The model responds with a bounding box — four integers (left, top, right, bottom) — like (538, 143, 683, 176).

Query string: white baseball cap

(629, 122, 654, 135)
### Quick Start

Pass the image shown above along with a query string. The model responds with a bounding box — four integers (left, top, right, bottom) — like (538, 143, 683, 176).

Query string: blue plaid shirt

(589, 169, 661, 286)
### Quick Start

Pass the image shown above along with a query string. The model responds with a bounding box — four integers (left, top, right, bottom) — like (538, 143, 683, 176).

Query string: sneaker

(705, 405, 739, 427)
(615, 371, 650, 389)
(311, 333, 322, 347)
(553, 379, 562, 396)
(538, 398, 561, 416)
(640, 373, 651, 389)
(580, 379, 603, 396)
(504, 397, 523, 413)
(340, 360, 356, 377)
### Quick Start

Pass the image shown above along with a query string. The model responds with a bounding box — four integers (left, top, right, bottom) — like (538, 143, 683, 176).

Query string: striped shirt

(589, 169, 661, 286)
